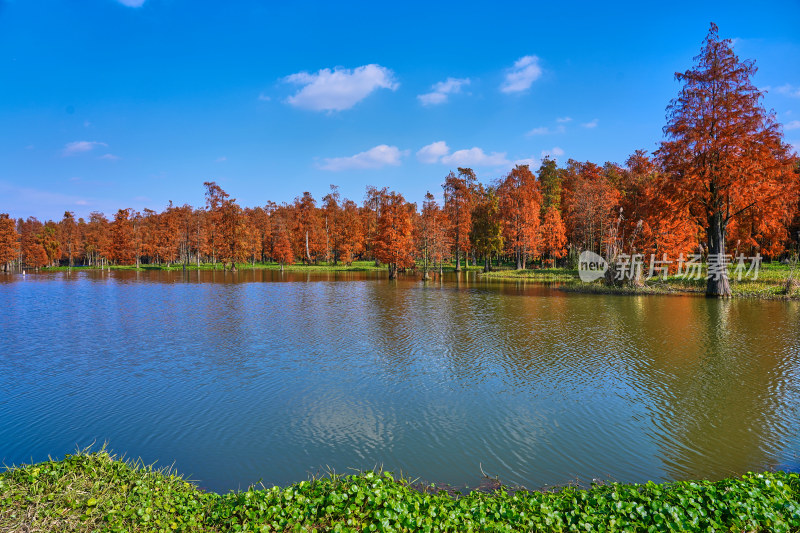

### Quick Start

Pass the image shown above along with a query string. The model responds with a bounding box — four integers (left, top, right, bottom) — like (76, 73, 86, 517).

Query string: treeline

(1, 151, 798, 277)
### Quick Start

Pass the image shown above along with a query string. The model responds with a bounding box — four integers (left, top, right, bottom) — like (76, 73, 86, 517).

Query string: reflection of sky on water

(1, 269, 799, 492)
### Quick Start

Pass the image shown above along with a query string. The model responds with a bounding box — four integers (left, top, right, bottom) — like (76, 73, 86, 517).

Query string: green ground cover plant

(2, 450, 799, 532)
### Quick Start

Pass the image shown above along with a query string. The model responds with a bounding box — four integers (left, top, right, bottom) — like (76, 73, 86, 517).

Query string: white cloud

(441, 147, 510, 167)
(556, 116, 572, 123)
(417, 77, 470, 106)
(417, 142, 511, 167)
(62, 141, 107, 156)
(215, 156, 227, 162)
(582, 119, 599, 129)
(285, 64, 398, 112)
(258, 93, 271, 101)
(527, 127, 549, 136)
(541, 147, 565, 159)
(116, 0, 146, 6)
(775, 84, 800, 98)
(526, 125, 565, 136)
(319, 144, 406, 171)
(416, 141, 450, 163)
(784, 120, 800, 131)
(500, 55, 542, 93)
(513, 157, 539, 168)
(99, 154, 120, 161)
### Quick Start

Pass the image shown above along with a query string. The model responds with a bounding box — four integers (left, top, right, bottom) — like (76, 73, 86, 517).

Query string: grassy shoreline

(481, 262, 800, 300)
(2, 451, 800, 532)
(20, 260, 800, 299)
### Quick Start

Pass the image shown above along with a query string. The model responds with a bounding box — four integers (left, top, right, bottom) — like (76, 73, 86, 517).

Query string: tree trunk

(706, 211, 732, 297)
(388, 263, 397, 280)
(454, 249, 461, 272)
(484, 256, 489, 273)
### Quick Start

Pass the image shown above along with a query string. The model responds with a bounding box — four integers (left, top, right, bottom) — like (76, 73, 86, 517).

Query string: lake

(1, 269, 799, 493)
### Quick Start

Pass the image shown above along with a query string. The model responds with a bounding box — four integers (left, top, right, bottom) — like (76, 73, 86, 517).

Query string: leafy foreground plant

(2, 451, 800, 532)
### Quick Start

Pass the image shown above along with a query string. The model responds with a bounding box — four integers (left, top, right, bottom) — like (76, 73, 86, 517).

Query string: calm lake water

(1, 269, 799, 493)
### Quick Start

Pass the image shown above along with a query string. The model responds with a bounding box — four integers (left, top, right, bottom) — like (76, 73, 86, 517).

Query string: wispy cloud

(526, 125, 565, 136)
(442, 148, 509, 167)
(784, 120, 800, 131)
(99, 154, 120, 161)
(556, 117, 572, 123)
(418, 142, 510, 167)
(215, 156, 227, 162)
(0, 180, 95, 218)
(62, 141, 107, 156)
(541, 147, 565, 159)
(582, 119, 599, 129)
(775, 84, 800, 98)
(258, 93, 271, 101)
(319, 144, 406, 171)
(116, 0, 146, 6)
(500, 55, 542, 93)
(416, 141, 450, 164)
(513, 157, 539, 168)
(285, 64, 398, 112)
(417, 77, 470, 106)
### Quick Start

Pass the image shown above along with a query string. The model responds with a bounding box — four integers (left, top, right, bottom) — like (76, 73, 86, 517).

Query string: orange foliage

(497, 164, 542, 269)
(373, 191, 415, 279)
(657, 23, 798, 295)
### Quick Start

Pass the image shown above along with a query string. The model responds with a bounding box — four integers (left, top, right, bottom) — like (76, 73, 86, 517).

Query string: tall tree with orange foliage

(0, 214, 19, 271)
(498, 164, 542, 269)
(658, 23, 797, 296)
(19, 217, 48, 269)
(373, 191, 414, 279)
(272, 223, 294, 271)
(620, 151, 697, 261)
(442, 168, 475, 271)
(540, 206, 568, 267)
(204, 181, 247, 269)
(40, 222, 61, 267)
(562, 160, 620, 256)
(338, 199, 364, 265)
(363, 186, 389, 265)
(420, 192, 451, 276)
(109, 209, 134, 265)
(84, 212, 110, 267)
(58, 211, 81, 267)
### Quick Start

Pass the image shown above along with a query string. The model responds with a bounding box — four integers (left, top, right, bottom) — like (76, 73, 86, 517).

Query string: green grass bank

(2, 451, 800, 532)
(481, 262, 800, 299)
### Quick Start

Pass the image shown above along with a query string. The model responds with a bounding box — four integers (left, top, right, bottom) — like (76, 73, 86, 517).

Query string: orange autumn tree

(58, 211, 81, 267)
(373, 191, 414, 279)
(338, 198, 364, 265)
(657, 23, 797, 297)
(109, 208, 134, 265)
(497, 164, 542, 269)
(442, 168, 475, 271)
(0, 214, 19, 271)
(562, 160, 620, 256)
(19, 217, 48, 269)
(272, 222, 294, 271)
(540, 206, 567, 267)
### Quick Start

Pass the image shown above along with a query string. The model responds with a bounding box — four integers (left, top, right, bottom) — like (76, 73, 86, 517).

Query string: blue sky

(1, 0, 799, 221)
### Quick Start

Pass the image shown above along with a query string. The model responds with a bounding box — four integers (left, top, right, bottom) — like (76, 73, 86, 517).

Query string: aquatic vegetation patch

(2, 450, 800, 532)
